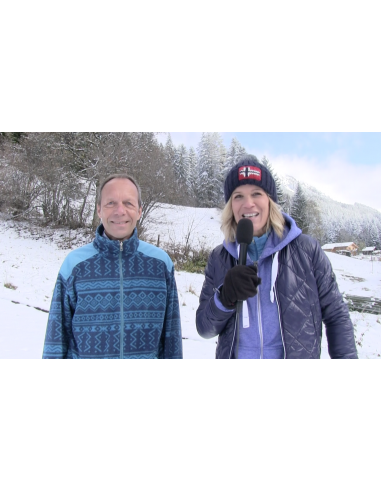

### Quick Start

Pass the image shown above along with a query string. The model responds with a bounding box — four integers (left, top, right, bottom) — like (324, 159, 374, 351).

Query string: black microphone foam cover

(236, 218, 254, 245)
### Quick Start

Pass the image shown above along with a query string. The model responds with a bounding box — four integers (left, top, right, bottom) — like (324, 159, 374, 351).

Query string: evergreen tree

(164, 133, 176, 169)
(261, 156, 286, 210)
(187, 146, 199, 203)
(322, 208, 342, 244)
(290, 182, 309, 233)
(223, 138, 247, 174)
(360, 218, 373, 247)
(196, 132, 226, 207)
(305, 198, 324, 244)
(369, 221, 380, 248)
(174, 144, 188, 183)
(282, 193, 293, 215)
(0, 132, 26, 144)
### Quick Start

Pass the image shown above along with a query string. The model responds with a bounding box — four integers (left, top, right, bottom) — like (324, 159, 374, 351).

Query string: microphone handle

(238, 242, 248, 267)
(234, 242, 248, 359)
(236, 242, 248, 315)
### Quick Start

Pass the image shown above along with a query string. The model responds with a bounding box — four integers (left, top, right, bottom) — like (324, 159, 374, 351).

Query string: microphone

(236, 218, 254, 267)
(234, 218, 254, 359)
(236, 217, 254, 312)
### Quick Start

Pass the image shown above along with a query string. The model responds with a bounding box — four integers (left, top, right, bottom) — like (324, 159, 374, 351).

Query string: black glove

(220, 264, 261, 309)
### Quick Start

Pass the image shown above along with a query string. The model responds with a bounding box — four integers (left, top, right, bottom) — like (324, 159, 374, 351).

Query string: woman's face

(231, 184, 270, 237)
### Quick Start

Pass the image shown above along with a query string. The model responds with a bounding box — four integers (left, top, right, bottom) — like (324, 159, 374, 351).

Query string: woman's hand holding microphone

(220, 264, 261, 309)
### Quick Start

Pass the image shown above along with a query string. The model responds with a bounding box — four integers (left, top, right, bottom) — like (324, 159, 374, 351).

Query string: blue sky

(158, 133, 381, 212)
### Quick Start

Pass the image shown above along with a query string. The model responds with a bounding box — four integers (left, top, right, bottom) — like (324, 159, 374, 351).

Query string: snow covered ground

(1, 207, 380, 359)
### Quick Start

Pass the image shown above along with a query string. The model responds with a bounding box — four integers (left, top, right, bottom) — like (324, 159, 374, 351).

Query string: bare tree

(0, 132, 176, 235)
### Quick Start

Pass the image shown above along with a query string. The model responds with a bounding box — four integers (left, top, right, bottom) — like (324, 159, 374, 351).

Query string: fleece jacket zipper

(119, 241, 124, 359)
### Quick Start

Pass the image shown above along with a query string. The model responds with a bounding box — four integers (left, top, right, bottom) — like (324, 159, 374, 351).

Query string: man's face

(97, 178, 142, 241)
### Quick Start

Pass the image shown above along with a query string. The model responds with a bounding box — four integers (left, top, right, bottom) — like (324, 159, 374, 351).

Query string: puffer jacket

(43, 225, 182, 359)
(196, 217, 358, 359)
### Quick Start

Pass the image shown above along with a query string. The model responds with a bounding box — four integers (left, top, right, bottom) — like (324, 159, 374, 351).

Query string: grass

(187, 284, 197, 296)
(4, 282, 17, 290)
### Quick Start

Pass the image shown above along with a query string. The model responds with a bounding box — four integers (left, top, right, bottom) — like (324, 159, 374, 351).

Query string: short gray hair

(97, 174, 142, 208)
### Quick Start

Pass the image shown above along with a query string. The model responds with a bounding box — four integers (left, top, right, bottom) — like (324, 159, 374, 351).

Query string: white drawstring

(242, 301, 249, 328)
(270, 251, 279, 303)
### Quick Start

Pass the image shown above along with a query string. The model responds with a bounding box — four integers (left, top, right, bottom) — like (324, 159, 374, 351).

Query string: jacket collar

(93, 224, 139, 257)
(263, 213, 301, 258)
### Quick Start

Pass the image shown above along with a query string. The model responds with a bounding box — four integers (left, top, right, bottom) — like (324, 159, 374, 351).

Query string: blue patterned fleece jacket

(43, 225, 182, 359)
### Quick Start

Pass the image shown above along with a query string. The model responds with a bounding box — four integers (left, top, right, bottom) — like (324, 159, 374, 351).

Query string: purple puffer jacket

(196, 223, 358, 359)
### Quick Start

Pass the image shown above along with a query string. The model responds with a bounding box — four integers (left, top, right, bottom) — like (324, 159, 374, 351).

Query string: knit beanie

(224, 155, 278, 204)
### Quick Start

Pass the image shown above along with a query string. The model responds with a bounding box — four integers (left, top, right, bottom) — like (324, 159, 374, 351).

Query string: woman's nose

(243, 195, 254, 206)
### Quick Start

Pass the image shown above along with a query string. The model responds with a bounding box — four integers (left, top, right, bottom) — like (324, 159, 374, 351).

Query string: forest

(1, 131, 381, 251)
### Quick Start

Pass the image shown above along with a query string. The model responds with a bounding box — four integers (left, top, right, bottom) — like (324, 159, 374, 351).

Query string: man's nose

(115, 203, 126, 214)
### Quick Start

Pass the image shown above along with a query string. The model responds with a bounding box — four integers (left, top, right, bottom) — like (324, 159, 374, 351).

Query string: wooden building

(362, 246, 376, 256)
(322, 242, 358, 256)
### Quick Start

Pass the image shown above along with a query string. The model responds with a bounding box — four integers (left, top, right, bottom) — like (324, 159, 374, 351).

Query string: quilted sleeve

(196, 248, 236, 340)
(311, 242, 358, 359)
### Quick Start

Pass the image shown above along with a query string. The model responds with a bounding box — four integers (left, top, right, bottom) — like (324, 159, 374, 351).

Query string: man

(43, 174, 182, 359)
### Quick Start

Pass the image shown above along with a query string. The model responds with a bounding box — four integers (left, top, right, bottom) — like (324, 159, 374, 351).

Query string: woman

(196, 155, 358, 359)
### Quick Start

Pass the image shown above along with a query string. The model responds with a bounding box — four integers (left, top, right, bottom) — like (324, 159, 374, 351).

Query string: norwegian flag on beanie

(238, 166, 261, 181)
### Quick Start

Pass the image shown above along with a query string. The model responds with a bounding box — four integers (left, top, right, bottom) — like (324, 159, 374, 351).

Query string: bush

(161, 241, 211, 274)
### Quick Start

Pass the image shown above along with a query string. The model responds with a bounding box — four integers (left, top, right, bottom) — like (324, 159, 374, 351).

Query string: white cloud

(268, 154, 381, 212)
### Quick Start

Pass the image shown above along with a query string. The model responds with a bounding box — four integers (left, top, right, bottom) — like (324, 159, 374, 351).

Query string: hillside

(1, 208, 380, 359)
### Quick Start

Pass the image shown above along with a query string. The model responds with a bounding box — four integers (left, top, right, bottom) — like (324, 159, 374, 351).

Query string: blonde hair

(221, 195, 285, 244)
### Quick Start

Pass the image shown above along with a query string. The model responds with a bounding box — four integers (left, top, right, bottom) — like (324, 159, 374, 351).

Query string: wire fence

(344, 295, 381, 315)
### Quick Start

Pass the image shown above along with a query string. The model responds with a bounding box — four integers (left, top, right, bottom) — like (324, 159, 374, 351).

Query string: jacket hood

(93, 224, 139, 257)
(223, 213, 302, 260)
